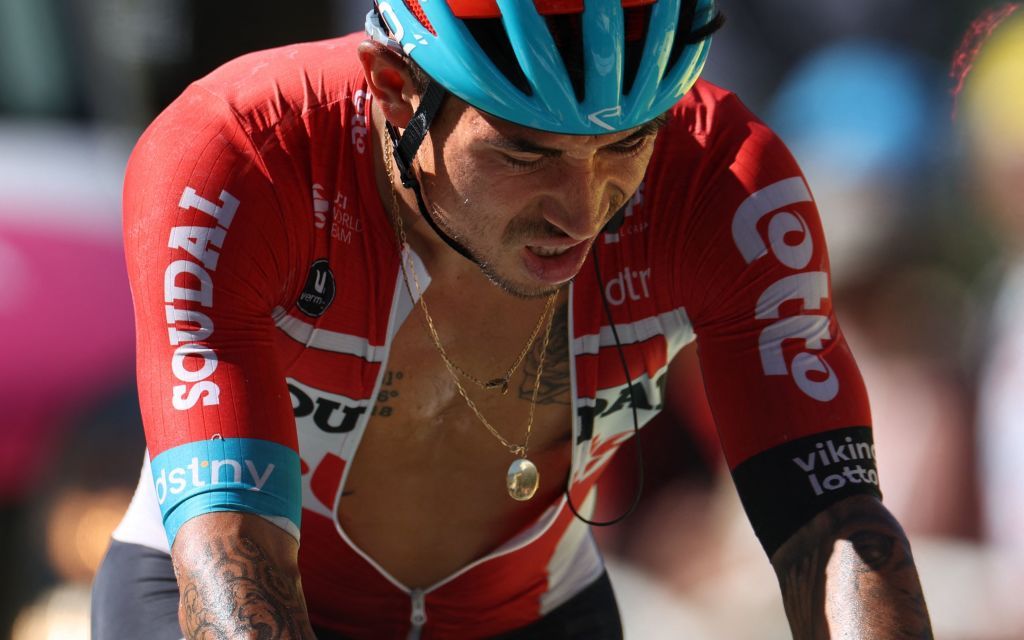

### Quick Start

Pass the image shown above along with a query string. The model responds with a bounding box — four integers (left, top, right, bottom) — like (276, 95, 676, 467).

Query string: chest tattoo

(519, 304, 571, 406)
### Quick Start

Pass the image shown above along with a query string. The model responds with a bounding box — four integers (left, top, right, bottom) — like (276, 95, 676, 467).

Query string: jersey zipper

(407, 588, 427, 640)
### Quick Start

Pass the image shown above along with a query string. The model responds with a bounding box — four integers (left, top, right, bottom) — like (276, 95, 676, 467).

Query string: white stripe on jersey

(274, 308, 388, 361)
(572, 306, 695, 357)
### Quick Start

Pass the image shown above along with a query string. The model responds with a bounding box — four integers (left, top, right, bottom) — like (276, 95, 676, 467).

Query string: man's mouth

(520, 239, 591, 285)
(527, 245, 573, 257)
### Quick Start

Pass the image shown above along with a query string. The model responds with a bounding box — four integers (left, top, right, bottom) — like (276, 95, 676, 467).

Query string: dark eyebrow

(610, 113, 669, 147)
(491, 136, 563, 157)
(490, 113, 670, 156)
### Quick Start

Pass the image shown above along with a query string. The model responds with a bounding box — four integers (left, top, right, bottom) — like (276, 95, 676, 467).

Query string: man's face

(414, 98, 662, 298)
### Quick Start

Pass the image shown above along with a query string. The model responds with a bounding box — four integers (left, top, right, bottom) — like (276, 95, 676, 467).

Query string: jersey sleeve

(124, 84, 307, 547)
(666, 93, 880, 556)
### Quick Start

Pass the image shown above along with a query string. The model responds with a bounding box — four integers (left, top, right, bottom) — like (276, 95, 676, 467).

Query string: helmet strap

(684, 10, 726, 44)
(385, 79, 447, 188)
(384, 80, 480, 265)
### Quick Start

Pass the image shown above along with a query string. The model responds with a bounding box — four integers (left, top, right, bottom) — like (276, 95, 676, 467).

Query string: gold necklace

(447, 293, 556, 395)
(383, 137, 556, 501)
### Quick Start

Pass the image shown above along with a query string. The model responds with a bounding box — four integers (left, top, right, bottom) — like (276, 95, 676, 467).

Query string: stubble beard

(479, 259, 566, 300)
(429, 204, 572, 300)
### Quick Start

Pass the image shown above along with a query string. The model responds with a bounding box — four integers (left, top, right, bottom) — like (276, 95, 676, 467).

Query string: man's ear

(357, 41, 416, 129)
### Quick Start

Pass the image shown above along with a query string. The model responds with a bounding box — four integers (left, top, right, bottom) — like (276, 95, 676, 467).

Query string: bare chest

(335, 302, 575, 587)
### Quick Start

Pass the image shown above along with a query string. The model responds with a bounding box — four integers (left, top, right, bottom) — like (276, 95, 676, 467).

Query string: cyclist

(93, 1, 933, 638)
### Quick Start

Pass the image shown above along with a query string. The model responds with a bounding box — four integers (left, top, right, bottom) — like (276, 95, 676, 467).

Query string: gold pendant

(506, 458, 540, 501)
(485, 378, 510, 395)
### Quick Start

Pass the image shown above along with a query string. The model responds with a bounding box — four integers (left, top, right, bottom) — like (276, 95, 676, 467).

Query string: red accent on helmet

(449, 0, 657, 19)
(404, 0, 438, 36)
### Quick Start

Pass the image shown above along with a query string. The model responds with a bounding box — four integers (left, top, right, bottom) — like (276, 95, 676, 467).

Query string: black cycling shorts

(92, 540, 622, 639)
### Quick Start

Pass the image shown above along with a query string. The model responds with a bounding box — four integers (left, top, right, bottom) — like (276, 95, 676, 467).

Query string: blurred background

(0, 1, 1021, 638)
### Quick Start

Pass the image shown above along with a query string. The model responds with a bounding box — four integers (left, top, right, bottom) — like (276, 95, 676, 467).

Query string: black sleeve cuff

(730, 426, 883, 557)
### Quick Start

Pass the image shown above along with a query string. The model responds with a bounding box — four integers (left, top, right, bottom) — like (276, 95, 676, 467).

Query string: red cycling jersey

(114, 33, 876, 639)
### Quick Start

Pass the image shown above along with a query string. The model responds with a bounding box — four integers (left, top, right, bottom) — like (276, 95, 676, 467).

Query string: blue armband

(150, 438, 302, 546)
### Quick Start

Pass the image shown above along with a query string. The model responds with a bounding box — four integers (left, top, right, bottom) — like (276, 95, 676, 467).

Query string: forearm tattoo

(520, 303, 571, 405)
(175, 536, 315, 640)
(772, 496, 933, 639)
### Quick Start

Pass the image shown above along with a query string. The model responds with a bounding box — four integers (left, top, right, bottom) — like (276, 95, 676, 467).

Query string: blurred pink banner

(0, 220, 134, 500)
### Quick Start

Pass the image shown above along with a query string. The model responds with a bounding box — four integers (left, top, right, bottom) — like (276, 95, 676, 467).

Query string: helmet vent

(464, 19, 535, 97)
(545, 14, 587, 103)
(665, 1, 698, 75)
(622, 6, 653, 96)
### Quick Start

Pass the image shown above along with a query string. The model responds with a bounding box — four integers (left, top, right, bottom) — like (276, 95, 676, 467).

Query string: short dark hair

(406, 57, 433, 94)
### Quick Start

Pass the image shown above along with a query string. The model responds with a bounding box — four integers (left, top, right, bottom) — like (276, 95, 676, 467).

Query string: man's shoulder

(639, 80, 773, 218)
(184, 33, 369, 134)
(663, 79, 762, 143)
(650, 79, 796, 190)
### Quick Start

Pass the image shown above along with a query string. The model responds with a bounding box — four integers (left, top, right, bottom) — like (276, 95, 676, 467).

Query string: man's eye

(502, 153, 545, 169)
(607, 137, 651, 156)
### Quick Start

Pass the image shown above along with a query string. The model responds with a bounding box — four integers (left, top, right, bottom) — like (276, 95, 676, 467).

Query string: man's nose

(541, 165, 609, 241)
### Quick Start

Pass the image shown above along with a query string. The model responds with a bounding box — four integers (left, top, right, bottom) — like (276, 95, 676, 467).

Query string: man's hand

(771, 494, 933, 639)
(172, 512, 316, 640)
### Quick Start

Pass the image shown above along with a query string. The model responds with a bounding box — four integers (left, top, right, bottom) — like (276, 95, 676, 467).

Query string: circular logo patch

(297, 259, 336, 317)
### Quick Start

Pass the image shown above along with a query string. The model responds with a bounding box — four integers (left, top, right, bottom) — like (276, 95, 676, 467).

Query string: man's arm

(172, 513, 316, 640)
(771, 494, 933, 639)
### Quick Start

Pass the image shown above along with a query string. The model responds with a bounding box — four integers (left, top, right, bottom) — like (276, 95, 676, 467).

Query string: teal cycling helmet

(367, 0, 723, 135)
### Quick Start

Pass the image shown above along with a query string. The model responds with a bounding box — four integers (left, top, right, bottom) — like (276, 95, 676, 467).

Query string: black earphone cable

(563, 245, 645, 527)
